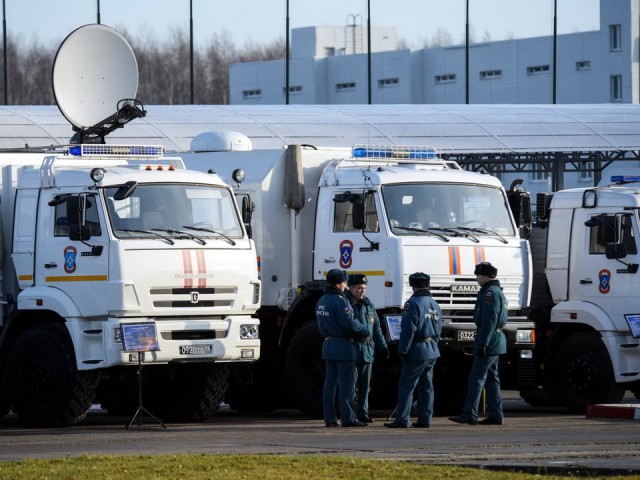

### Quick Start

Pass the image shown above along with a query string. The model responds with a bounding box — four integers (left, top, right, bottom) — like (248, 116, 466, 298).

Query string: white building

(230, 0, 639, 105)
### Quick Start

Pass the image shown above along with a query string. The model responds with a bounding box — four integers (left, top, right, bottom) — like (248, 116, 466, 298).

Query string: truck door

(314, 189, 385, 299)
(35, 192, 110, 317)
(570, 209, 639, 327)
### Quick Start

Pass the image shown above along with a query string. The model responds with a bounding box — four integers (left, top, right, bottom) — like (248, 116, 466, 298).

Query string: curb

(586, 403, 640, 420)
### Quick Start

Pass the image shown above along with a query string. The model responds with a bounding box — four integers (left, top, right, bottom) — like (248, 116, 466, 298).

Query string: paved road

(0, 392, 638, 474)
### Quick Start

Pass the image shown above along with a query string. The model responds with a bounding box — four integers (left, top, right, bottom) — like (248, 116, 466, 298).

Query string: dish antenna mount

(52, 24, 146, 144)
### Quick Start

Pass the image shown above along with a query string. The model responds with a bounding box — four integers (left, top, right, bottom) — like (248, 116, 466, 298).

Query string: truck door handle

(44, 262, 57, 269)
(580, 279, 592, 284)
(324, 257, 336, 263)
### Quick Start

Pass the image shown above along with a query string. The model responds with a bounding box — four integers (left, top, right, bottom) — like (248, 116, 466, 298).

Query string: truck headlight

(240, 324, 259, 339)
(516, 329, 535, 344)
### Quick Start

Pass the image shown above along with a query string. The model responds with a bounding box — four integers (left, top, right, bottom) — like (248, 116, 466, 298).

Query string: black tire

(5, 323, 98, 427)
(285, 322, 324, 418)
(143, 363, 229, 422)
(97, 369, 140, 417)
(554, 332, 625, 413)
(226, 366, 281, 414)
(433, 356, 468, 415)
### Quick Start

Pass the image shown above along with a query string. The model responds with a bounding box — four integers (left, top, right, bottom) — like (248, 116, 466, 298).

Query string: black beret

(474, 262, 498, 277)
(409, 272, 430, 288)
(326, 269, 348, 284)
(348, 273, 368, 286)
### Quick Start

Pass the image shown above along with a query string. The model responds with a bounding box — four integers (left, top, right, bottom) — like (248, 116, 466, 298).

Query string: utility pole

(367, 0, 372, 104)
(2, 0, 7, 105)
(552, 0, 557, 104)
(190, 0, 194, 104)
(465, 0, 470, 104)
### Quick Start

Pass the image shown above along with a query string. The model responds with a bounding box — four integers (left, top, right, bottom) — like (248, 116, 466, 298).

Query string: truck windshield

(105, 183, 243, 239)
(382, 183, 515, 237)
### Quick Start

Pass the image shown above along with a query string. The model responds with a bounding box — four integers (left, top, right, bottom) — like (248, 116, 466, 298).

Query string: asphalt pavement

(0, 391, 638, 475)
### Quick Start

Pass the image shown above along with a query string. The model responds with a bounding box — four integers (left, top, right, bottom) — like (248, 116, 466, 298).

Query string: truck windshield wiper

(182, 225, 236, 246)
(457, 226, 508, 244)
(116, 228, 175, 245)
(393, 226, 449, 242)
(152, 228, 206, 245)
(431, 227, 480, 243)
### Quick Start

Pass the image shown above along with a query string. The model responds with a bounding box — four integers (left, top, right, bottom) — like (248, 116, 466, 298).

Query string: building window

(532, 163, 548, 182)
(480, 69, 503, 80)
(611, 75, 622, 102)
(282, 85, 303, 95)
(576, 61, 591, 71)
(435, 74, 456, 84)
(579, 161, 594, 181)
(378, 78, 399, 87)
(242, 89, 262, 99)
(526, 65, 550, 75)
(336, 82, 356, 91)
(610, 24, 621, 51)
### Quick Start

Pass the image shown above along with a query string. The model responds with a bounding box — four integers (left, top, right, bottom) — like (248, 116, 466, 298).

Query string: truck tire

(143, 363, 229, 422)
(97, 369, 140, 416)
(554, 332, 625, 413)
(5, 323, 98, 427)
(285, 322, 324, 418)
(225, 366, 281, 414)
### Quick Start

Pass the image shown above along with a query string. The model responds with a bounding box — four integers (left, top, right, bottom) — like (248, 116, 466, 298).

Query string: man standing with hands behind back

(384, 272, 442, 428)
(449, 261, 507, 426)
(316, 269, 370, 428)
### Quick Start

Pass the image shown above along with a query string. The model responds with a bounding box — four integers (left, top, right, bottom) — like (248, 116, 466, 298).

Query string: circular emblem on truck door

(598, 269, 611, 294)
(339, 240, 353, 269)
(64, 246, 77, 273)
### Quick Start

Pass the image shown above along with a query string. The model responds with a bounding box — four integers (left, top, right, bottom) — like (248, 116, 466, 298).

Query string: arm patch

(484, 290, 495, 305)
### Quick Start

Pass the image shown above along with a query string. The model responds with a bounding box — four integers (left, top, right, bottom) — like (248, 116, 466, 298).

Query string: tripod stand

(125, 353, 166, 429)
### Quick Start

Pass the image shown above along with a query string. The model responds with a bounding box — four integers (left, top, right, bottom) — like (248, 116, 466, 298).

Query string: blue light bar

(68, 144, 164, 158)
(352, 144, 438, 159)
(611, 175, 640, 183)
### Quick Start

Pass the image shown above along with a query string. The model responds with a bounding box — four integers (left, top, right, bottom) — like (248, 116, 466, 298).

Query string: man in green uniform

(345, 273, 388, 423)
(449, 262, 507, 425)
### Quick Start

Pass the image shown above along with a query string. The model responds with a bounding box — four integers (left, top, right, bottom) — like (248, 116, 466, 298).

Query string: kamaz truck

(182, 137, 536, 415)
(0, 25, 260, 426)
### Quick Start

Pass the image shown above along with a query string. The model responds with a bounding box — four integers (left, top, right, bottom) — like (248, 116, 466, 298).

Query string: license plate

(179, 345, 212, 355)
(457, 330, 476, 341)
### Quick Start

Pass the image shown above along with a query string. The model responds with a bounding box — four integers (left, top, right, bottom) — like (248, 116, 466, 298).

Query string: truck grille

(150, 286, 236, 308)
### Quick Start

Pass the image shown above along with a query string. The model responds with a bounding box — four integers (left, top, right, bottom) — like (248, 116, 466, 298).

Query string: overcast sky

(8, 0, 600, 49)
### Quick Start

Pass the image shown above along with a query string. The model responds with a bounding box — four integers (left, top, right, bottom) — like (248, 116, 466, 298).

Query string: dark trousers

(323, 359, 357, 424)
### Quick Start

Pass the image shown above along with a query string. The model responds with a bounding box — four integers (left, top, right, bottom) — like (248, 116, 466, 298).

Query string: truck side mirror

(241, 196, 253, 224)
(507, 180, 532, 239)
(351, 197, 366, 230)
(606, 242, 627, 260)
(66, 195, 92, 241)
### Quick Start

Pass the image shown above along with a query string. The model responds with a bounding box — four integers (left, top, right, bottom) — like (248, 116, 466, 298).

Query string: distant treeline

(1, 28, 284, 106)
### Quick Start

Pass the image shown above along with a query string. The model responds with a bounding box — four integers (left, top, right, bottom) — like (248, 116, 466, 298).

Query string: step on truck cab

(0, 25, 260, 426)
(182, 140, 536, 415)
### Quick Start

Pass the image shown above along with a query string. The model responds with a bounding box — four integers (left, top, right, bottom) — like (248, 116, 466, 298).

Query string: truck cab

(532, 176, 640, 410)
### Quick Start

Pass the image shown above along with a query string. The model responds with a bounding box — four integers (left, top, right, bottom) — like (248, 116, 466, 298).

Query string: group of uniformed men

(315, 262, 508, 428)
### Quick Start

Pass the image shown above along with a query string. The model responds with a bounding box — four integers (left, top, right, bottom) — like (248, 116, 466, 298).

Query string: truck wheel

(143, 363, 229, 422)
(225, 366, 281, 414)
(554, 332, 625, 413)
(96, 369, 139, 416)
(5, 323, 98, 427)
(285, 322, 324, 418)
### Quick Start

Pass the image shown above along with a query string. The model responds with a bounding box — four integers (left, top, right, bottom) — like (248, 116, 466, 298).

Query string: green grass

(0, 455, 636, 480)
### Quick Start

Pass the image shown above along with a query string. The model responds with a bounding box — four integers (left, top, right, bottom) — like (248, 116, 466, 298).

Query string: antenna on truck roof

(52, 24, 146, 145)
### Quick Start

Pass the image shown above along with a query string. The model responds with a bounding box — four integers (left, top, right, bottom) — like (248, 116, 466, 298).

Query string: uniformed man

(449, 261, 507, 425)
(384, 272, 442, 428)
(345, 273, 389, 423)
(316, 269, 370, 427)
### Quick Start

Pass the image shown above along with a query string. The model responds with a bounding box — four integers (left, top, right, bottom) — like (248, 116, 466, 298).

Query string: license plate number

(179, 345, 212, 355)
(457, 330, 476, 341)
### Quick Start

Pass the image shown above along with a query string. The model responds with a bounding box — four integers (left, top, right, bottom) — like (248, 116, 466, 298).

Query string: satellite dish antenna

(52, 24, 146, 143)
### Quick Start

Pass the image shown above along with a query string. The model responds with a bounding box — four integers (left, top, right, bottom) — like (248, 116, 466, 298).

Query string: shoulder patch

(484, 290, 495, 305)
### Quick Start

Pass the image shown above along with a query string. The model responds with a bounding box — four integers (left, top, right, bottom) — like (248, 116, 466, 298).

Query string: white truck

(0, 25, 260, 427)
(525, 172, 640, 411)
(182, 137, 536, 415)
